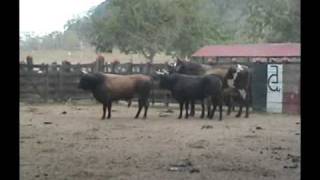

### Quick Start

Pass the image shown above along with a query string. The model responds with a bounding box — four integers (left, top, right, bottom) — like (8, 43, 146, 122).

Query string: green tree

(242, 0, 300, 43)
(89, 0, 225, 62)
(64, 16, 94, 47)
(166, 0, 228, 59)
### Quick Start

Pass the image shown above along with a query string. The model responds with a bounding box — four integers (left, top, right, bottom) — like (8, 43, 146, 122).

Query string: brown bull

(78, 72, 152, 119)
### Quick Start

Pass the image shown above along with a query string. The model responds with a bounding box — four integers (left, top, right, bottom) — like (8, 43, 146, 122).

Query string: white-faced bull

(78, 72, 152, 119)
(224, 64, 252, 118)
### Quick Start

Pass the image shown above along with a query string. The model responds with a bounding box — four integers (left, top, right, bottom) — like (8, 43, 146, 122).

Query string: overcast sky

(20, 0, 105, 36)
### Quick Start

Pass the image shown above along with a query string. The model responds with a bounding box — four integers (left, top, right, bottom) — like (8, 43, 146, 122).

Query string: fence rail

(20, 58, 300, 113)
(20, 60, 172, 104)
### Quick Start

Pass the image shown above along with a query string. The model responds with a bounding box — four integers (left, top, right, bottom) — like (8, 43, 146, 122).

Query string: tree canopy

(88, 0, 227, 62)
(243, 0, 300, 42)
(20, 0, 300, 62)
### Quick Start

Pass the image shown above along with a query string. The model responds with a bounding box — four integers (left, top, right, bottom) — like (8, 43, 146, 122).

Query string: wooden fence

(20, 58, 300, 114)
(20, 59, 171, 104)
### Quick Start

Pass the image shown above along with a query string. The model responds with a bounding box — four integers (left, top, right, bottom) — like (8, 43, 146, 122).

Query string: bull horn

(156, 70, 165, 75)
(81, 70, 88, 74)
(168, 62, 175, 67)
(162, 69, 169, 74)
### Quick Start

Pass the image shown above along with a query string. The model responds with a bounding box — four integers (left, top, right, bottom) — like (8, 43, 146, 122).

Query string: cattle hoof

(101, 117, 105, 120)
(235, 115, 241, 118)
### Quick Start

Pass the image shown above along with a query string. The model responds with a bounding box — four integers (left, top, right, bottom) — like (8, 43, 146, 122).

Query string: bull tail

(151, 78, 155, 106)
(248, 72, 253, 106)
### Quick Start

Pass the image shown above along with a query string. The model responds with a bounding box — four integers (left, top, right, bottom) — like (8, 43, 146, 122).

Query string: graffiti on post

(267, 65, 281, 92)
(267, 64, 283, 113)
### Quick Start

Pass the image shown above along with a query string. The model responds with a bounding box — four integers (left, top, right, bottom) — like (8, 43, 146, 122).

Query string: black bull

(170, 60, 252, 118)
(157, 73, 224, 120)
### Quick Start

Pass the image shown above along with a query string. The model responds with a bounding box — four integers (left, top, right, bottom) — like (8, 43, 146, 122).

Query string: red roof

(192, 43, 300, 58)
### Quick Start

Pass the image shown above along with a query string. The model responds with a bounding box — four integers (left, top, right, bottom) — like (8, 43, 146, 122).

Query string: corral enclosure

(20, 58, 300, 114)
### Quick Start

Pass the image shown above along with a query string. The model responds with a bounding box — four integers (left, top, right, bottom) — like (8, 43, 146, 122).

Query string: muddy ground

(20, 102, 300, 180)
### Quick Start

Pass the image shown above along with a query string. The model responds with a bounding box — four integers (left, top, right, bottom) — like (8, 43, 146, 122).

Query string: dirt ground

(20, 102, 300, 180)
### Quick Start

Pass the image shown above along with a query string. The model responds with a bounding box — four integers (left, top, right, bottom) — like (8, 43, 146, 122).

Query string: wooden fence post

(26, 56, 33, 72)
(58, 70, 63, 101)
(111, 61, 120, 73)
(128, 63, 133, 74)
(44, 64, 49, 102)
(51, 62, 58, 72)
(74, 63, 81, 73)
(97, 55, 105, 72)
(61, 60, 71, 73)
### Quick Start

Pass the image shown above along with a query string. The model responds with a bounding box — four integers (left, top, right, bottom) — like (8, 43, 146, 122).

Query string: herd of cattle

(78, 59, 253, 120)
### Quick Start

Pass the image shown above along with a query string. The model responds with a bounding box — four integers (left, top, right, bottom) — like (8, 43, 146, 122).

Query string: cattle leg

(231, 97, 235, 112)
(245, 104, 249, 118)
(107, 101, 112, 119)
(101, 104, 107, 120)
(219, 102, 223, 121)
(143, 99, 149, 119)
(227, 105, 232, 115)
(200, 100, 205, 119)
(210, 104, 217, 119)
(236, 103, 243, 118)
(207, 100, 211, 118)
(178, 102, 184, 119)
(226, 97, 232, 115)
(135, 99, 143, 119)
(190, 101, 195, 117)
(245, 98, 250, 118)
(185, 101, 189, 119)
